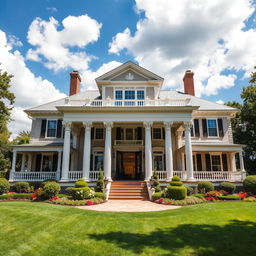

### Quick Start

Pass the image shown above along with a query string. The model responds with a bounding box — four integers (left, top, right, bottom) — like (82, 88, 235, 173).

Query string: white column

(9, 150, 17, 181)
(27, 154, 32, 171)
(144, 121, 153, 180)
(61, 122, 72, 181)
(21, 153, 26, 171)
(239, 151, 245, 172)
(181, 152, 185, 171)
(164, 122, 174, 180)
(82, 122, 92, 181)
(56, 150, 62, 180)
(184, 121, 194, 181)
(104, 122, 113, 181)
(231, 152, 237, 172)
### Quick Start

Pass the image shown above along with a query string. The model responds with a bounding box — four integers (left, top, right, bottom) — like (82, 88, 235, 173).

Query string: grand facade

(10, 62, 246, 184)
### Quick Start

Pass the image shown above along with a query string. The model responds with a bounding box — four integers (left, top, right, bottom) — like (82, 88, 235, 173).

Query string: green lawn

(0, 202, 256, 256)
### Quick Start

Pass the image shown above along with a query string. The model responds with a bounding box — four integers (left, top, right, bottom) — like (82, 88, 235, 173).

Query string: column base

(82, 177, 89, 181)
(187, 177, 196, 182)
(59, 178, 69, 182)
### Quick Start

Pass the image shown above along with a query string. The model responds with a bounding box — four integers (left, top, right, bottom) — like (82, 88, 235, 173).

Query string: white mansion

(10, 61, 245, 184)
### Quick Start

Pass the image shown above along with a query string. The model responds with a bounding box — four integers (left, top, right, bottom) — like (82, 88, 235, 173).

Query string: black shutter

(116, 127, 121, 140)
(218, 118, 224, 137)
(40, 119, 47, 138)
(53, 154, 58, 172)
(35, 154, 41, 171)
(56, 120, 62, 138)
(205, 153, 211, 171)
(137, 127, 142, 140)
(194, 119, 200, 137)
(91, 127, 94, 140)
(222, 154, 228, 171)
(162, 127, 165, 140)
(196, 154, 202, 171)
(90, 154, 93, 171)
(190, 127, 194, 137)
(202, 119, 208, 137)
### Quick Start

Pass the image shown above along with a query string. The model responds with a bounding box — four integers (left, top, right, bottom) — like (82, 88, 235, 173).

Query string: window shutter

(53, 154, 58, 172)
(116, 127, 121, 140)
(196, 154, 202, 171)
(205, 153, 211, 171)
(137, 127, 142, 140)
(91, 127, 94, 140)
(222, 154, 228, 171)
(56, 120, 62, 138)
(162, 127, 165, 140)
(202, 119, 208, 137)
(40, 119, 47, 138)
(35, 154, 41, 171)
(90, 154, 93, 171)
(190, 127, 194, 137)
(194, 119, 200, 137)
(218, 118, 224, 137)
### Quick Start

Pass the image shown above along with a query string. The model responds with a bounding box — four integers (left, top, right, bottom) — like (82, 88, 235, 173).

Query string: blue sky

(0, 0, 255, 137)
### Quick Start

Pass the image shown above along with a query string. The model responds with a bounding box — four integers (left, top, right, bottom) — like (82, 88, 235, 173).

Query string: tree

(226, 67, 256, 174)
(13, 130, 31, 145)
(0, 69, 15, 171)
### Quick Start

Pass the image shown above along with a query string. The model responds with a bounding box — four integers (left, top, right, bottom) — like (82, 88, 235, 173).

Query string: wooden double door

(116, 151, 142, 180)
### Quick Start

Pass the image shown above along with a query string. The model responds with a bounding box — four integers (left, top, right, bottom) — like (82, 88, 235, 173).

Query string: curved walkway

(77, 200, 181, 212)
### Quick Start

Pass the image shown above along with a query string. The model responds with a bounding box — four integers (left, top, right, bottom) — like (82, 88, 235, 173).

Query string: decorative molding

(62, 121, 72, 131)
(82, 121, 93, 131)
(184, 121, 193, 131)
(104, 122, 113, 129)
(143, 121, 153, 129)
(125, 72, 135, 80)
(164, 121, 174, 129)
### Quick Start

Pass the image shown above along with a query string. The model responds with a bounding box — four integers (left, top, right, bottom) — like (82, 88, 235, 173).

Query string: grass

(0, 202, 256, 256)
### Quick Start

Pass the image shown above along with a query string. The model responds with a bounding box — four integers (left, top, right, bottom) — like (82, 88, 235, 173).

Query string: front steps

(109, 181, 149, 200)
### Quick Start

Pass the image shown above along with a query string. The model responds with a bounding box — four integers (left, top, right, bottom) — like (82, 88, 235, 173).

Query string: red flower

(236, 192, 246, 199)
(49, 196, 59, 201)
(205, 196, 216, 201)
(86, 200, 94, 205)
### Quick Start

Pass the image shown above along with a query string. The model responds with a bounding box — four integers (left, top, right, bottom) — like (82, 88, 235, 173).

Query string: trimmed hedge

(0, 178, 10, 195)
(14, 182, 30, 193)
(75, 179, 88, 188)
(170, 181, 183, 187)
(0, 193, 32, 200)
(94, 192, 106, 200)
(219, 182, 236, 194)
(172, 176, 181, 181)
(43, 182, 60, 199)
(152, 192, 163, 201)
(66, 187, 94, 200)
(95, 170, 104, 192)
(197, 181, 214, 193)
(218, 195, 241, 200)
(166, 186, 187, 200)
(243, 175, 256, 194)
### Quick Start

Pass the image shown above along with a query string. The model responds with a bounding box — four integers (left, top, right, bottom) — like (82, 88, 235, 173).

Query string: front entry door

(123, 153, 136, 179)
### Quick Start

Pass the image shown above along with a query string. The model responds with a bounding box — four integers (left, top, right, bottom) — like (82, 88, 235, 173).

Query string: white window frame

(46, 119, 57, 138)
(114, 87, 146, 100)
(207, 118, 219, 138)
(152, 127, 163, 140)
(94, 127, 104, 140)
(153, 151, 165, 171)
(210, 153, 223, 171)
(93, 151, 104, 171)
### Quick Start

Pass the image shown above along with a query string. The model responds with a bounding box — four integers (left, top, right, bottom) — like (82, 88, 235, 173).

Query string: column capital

(143, 121, 153, 129)
(83, 121, 93, 130)
(104, 122, 113, 129)
(184, 121, 193, 130)
(62, 121, 72, 131)
(164, 122, 174, 129)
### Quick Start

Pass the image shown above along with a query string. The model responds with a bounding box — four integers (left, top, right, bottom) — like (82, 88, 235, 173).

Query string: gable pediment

(108, 70, 149, 81)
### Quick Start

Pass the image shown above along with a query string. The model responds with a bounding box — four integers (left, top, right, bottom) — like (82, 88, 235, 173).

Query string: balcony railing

(114, 140, 143, 146)
(12, 172, 57, 181)
(68, 171, 99, 181)
(65, 98, 192, 107)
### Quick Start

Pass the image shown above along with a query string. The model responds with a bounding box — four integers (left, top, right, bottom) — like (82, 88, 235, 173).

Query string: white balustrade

(89, 171, 99, 181)
(68, 171, 83, 181)
(13, 172, 57, 181)
(114, 140, 143, 146)
(156, 171, 167, 181)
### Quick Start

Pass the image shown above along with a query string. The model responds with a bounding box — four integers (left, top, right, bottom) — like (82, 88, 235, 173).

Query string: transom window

(211, 155, 222, 171)
(153, 128, 163, 140)
(47, 120, 57, 137)
(207, 119, 218, 137)
(93, 152, 104, 171)
(153, 152, 164, 171)
(95, 128, 104, 140)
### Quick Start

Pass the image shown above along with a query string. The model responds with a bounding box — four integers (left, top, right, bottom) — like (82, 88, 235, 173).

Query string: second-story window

(47, 120, 57, 137)
(153, 128, 162, 139)
(125, 90, 135, 99)
(207, 119, 218, 137)
(115, 90, 123, 100)
(95, 128, 104, 140)
(137, 90, 145, 99)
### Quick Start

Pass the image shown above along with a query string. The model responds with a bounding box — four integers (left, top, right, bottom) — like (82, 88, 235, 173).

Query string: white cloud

(0, 30, 66, 139)
(216, 100, 224, 104)
(109, 0, 256, 96)
(26, 15, 102, 71)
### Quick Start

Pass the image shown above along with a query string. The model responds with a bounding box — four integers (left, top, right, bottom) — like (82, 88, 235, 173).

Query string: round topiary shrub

(219, 182, 236, 194)
(166, 186, 187, 200)
(75, 179, 88, 188)
(0, 178, 10, 195)
(66, 187, 94, 200)
(197, 181, 214, 193)
(94, 192, 106, 200)
(95, 169, 104, 192)
(43, 182, 60, 199)
(243, 175, 256, 194)
(170, 181, 183, 187)
(14, 181, 30, 193)
(172, 176, 181, 181)
(152, 191, 164, 201)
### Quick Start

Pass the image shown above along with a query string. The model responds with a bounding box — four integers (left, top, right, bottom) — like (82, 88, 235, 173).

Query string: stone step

(108, 195, 147, 200)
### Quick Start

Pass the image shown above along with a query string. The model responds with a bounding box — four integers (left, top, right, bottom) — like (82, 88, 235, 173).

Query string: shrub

(170, 181, 183, 187)
(75, 179, 88, 188)
(243, 197, 256, 202)
(193, 193, 205, 198)
(152, 192, 164, 201)
(151, 170, 161, 192)
(172, 176, 180, 181)
(155, 196, 205, 206)
(14, 182, 30, 193)
(166, 186, 187, 200)
(43, 182, 60, 199)
(186, 186, 194, 196)
(197, 181, 214, 193)
(218, 195, 241, 200)
(95, 169, 104, 192)
(0, 178, 10, 195)
(30, 188, 45, 201)
(94, 192, 106, 200)
(29, 181, 42, 189)
(66, 187, 94, 200)
(219, 182, 236, 194)
(243, 175, 256, 194)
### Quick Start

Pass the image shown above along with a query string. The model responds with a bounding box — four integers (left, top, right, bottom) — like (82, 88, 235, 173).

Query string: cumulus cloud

(216, 100, 224, 104)
(109, 0, 256, 96)
(26, 15, 102, 71)
(0, 30, 66, 139)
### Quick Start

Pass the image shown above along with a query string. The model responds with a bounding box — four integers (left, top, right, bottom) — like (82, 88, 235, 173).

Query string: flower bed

(48, 197, 105, 206)
(155, 196, 206, 206)
(0, 192, 32, 200)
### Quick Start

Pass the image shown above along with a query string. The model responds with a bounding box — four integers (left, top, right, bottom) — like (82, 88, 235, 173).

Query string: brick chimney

(183, 70, 195, 96)
(69, 71, 81, 96)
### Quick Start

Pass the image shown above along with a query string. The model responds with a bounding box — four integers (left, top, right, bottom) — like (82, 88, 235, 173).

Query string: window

(95, 128, 104, 140)
(207, 119, 218, 137)
(153, 128, 162, 139)
(125, 90, 135, 99)
(41, 155, 53, 172)
(46, 120, 57, 137)
(211, 155, 222, 171)
(115, 90, 123, 100)
(93, 152, 104, 171)
(125, 128, 133, 140)
(153, 153, 164, 171)
(137, 90, 145, 99)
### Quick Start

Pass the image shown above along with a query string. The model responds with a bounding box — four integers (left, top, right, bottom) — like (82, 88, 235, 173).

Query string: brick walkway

(77, 200, 181, 212)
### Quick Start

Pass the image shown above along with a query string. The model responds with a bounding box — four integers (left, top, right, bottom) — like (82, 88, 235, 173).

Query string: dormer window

(114, 89, 145, 100)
